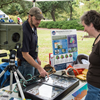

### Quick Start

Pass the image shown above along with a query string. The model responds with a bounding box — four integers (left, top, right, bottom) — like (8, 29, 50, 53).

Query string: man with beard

(17, 7, 49, 78)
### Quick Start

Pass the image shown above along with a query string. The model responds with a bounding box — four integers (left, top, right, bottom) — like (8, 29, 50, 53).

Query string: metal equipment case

(0, 23, 23, 50)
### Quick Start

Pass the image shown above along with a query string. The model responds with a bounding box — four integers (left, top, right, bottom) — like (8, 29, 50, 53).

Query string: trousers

(85, 83, 100, 100)
(18, 59, 39, 78)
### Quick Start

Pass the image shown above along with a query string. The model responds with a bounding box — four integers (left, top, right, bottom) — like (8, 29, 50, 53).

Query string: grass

(0, 29, 95, 68)
(77, 31, 94, 55)
(38, 29, 52, 67)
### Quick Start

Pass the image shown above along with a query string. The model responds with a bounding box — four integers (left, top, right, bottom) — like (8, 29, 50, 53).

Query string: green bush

(61, 25, 67, 29)
(57, 21, 64, 29)
(53, 22, 59, 28)
(47, 21, 54, 29)
(39, 20, 84, 30)
(38, 21, 47, 28)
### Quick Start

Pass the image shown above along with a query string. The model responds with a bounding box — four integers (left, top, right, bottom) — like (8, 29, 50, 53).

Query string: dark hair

(80, 10, 100, 31)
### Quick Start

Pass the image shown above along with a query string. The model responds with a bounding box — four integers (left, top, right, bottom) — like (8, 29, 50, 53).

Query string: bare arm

(37, 56, 41, 65)
(22, 52, 49, 77)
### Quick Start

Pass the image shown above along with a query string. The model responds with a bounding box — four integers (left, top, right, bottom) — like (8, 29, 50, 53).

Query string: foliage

(1, 0, 100, 21)
(76, 0, 100, 15)
(39, 20, 84, 30)
(37, 1, 69, 21)
(0, 0, 32, 17)
(2, 3, 23, 15)
(37, 1, 79, 21)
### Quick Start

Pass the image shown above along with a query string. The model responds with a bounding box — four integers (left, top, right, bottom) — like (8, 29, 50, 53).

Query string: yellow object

(76, 74, 86, 80)
(82, 69, 88, 75)
(76, 69, 88, 81)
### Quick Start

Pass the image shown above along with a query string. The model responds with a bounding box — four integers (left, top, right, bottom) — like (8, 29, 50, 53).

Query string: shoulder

(22, 21, 32, 37)
(20, 19, 22, 22)
(22, 21, 29, 32)
(23, 20, 32, 33)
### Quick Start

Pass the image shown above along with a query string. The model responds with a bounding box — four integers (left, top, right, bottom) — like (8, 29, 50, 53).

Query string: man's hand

(38, 67, 49, 78)
(22, 52, 48, 77)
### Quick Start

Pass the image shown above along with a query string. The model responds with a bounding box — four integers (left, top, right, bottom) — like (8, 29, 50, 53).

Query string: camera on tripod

(0, 23, 26, 100)
(0, 22, 23, 78)
(0, 22, 23, 50)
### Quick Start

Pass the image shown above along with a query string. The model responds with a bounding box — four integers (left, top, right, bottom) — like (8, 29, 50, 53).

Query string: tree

(37, 1, 68, 21)
(0, 0, 31, 17)
(0, 0, 23, 8)
(65, 1, 79, 20)
(79, 0, 100, 12)
(37, 1, 79, 21)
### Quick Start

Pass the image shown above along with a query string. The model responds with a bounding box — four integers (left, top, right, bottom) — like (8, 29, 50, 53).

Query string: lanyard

(93, 34, 100, 46)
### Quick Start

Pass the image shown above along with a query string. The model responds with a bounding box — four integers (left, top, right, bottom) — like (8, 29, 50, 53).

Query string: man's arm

(37, 57, 41, 65)
(22, 52, 49, 77)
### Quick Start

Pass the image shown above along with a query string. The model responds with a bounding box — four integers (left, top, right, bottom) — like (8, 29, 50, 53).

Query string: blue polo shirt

(9, 19, 13, 22)
(17, 20, 38, 61)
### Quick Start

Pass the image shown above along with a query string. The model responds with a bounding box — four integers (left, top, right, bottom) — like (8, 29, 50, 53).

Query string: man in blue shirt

(9, 18, 13, 23)
(17, 7, 49, 78)
(0, 18, 5, 22)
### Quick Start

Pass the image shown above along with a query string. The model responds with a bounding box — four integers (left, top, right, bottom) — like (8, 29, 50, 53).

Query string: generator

(0, 22, 23, 50)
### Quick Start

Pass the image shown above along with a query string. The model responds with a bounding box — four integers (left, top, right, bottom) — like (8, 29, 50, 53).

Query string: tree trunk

(68, 1, 73, 20)
(70, 5, 72, 20)
(51, 10, 56, 21)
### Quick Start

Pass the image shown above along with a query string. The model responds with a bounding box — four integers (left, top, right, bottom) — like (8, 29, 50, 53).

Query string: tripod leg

(0, 70, 5, 78)
(0, 66, 9, 78)
(16, 69, 27, 84)
(13, 71, 26, 100)
(10, 70, 13, 91)
(1, 75, 10, 88)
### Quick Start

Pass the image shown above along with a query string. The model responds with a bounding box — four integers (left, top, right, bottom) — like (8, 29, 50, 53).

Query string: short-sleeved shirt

(17, 20, 38, 61)
(9, 19, 13, 22)
(0, 19, 5, 22)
